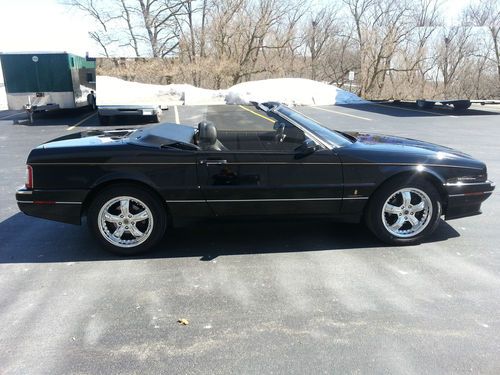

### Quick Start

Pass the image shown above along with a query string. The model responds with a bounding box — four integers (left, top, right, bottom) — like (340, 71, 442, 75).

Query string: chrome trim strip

(166, 200, 206, 203)
(445, 181, 492, 186)
(29, 162, 197, 166)
(27, 161, 483, 169)
(342, 163, 484, 169)
(16, 189, 33, 195)
(212, 162, 340, 165)
(166, 197, 368, 203)
(448, 191, 494, 197)
(17, 200, 82, 205)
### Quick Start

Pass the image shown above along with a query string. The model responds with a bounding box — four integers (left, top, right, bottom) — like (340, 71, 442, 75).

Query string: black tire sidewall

(87, 185, 167, 255)
(366, 178, 442, 245)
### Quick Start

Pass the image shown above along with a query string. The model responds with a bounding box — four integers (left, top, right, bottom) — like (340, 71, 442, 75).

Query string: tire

(152, 112, 161, 123)
(87, 94, 97, 110)
(87, 184, 167, 255)
(365, 177, 442, 245)
(98, 114, 110, 126)
(27, 111, 34, 125)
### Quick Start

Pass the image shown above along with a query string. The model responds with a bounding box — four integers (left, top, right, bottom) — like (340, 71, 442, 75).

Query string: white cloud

(0, 0, 97, 56)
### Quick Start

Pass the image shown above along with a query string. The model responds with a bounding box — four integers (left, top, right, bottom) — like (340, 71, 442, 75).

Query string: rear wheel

(365, 177, 442, 245)
(87, 185, 167, 255)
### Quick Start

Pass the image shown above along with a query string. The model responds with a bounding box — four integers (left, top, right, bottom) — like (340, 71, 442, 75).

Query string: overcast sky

(0, 0, 474, 62)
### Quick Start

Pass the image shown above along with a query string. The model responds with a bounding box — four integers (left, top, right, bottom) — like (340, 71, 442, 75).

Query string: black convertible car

(16, 102, 494, 254)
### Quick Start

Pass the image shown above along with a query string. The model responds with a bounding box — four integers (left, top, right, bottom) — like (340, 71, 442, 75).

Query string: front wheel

(365, 178, 442, 245)
(87, 185, 167, 255)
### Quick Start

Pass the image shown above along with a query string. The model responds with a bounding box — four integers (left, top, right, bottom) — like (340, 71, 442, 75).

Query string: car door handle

(200, 159, 228, 165)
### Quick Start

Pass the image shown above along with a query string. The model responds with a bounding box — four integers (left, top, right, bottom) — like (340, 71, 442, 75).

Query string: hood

(345, 132, 473, 159)
(38, 129, 134, 149)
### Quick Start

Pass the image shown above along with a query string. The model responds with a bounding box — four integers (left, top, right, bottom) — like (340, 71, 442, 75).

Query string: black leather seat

(198, 121, 228, 151)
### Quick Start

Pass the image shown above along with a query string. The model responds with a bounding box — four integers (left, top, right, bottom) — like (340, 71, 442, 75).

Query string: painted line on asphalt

(67, 112, 97, 130)
(372, 102, 458, 118)
(174, 105, 180, 124)
(309, 106, 372, 121)
(0, 111, 23, 120)
(238, 105, 275, 123)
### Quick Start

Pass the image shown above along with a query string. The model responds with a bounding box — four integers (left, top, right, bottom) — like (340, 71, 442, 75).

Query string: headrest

(198, 121, 217, 147)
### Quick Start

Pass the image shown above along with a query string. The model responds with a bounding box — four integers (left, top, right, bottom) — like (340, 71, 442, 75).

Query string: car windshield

(274, 106, 353, 147)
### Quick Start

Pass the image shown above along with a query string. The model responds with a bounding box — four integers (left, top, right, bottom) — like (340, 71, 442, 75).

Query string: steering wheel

(274, 123, 286, 143)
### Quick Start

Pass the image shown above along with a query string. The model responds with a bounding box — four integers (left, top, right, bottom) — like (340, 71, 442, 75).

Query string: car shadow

(0, 213, 460, 264)
(12, 107, 96, 126)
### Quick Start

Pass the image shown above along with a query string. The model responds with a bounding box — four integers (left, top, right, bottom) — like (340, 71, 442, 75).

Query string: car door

(196, 150, 270, 215)
(197, 126, 343, 216)
(261, 131, 344, 215)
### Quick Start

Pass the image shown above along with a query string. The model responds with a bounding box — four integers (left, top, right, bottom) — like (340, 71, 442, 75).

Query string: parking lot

(1, 102, 499, 374)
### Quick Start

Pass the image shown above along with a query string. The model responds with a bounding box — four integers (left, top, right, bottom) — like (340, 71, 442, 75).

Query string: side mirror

(273, 121, 286, 130)
(295, 139, 317, 157)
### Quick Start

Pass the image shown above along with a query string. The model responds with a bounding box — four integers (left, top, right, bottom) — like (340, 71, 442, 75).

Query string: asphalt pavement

(0, 102, 499, 374)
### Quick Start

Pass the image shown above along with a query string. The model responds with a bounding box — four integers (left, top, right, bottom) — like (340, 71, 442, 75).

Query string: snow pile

(225, 78, 366, 106)
(96, 76, 226, 107)
(96, 76, 365, 107)
(0, 84, 7, 110)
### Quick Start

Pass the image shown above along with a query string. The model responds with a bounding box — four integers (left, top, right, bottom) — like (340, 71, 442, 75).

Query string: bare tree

(436, 25, 475, 98)
(67, 0, 183, 57)
(465, 0, 500, 91)
(305, 4, 340, 80)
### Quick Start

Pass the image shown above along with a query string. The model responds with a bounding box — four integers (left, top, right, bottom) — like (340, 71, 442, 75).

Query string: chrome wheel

(382, 188, 433, 238)
(98, 196, 154, 248)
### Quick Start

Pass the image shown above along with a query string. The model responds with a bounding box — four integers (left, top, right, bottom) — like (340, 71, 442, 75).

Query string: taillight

(25, 165, 33, 189)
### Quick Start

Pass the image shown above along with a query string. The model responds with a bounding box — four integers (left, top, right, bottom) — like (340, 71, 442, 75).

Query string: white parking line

(0, 111, 23, 120)
(67, 112, 97, 131)
(309, 106, 372, 121)
(174, 105, 180, 124)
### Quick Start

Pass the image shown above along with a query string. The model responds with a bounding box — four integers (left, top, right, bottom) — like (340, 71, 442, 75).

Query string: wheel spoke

(98, 195, 154, 248)
(103, 212, 121, 223)
(120, 199, 130, 216)
(128, 225, 144, 238)
(132, 210, 149, 222)
(412, 201, 425, 212)
(382, 188, 433, 238)
(390, 216, 406, 230)
(408, 215, 419, 227)
(384, 204, 402, 214)
(113, 225, 125, 238)
(402, 191, 412, 207)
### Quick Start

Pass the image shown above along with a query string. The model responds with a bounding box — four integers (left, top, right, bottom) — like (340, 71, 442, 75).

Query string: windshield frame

(268, 104, 354, 149)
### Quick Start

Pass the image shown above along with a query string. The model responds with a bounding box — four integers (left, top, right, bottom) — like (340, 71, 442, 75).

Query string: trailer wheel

(152, 112, 161, 123)
(98, 114, 111, 126)
(27, 111, 34, 125)
(87, 94, 97, 110)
